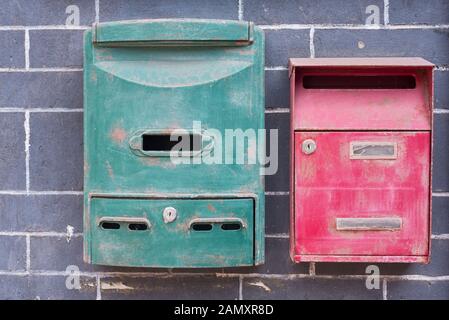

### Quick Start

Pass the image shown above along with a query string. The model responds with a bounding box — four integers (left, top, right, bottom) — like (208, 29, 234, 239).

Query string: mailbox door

(90, 197, 254, 267)
(294, 131, 430, 258)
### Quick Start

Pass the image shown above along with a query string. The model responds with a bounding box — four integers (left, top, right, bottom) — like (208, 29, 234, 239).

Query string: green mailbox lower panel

(88, 197, 255, 268)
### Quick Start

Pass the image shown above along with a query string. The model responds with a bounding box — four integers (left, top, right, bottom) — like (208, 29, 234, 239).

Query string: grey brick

(314, 29, 449, 66)
(0, 276, 29, 299)
(433, 114, 449, 191)
(30, 112, 83, 191)
(315, 239, 449, 276)
(265, 30, 310, 67)
(266, 194, 289, 235)
(0, 0, 95, 26)
(32, 275, 96, 300)
(30, 235, 171, 273)
(0, 195, 82, 232)
(101, 275, 239, 300)
(0, 236, 26, 271)
(388, 280, 449, 300)
(0, 31, 25, 68)
(390, 0, 449, 25)
(266, 70, 290, 108)
(0, 72, 83, 109)
(242, 278, 382, 300)
(30, 236, 85, 271)
(435, 70, 449, 109)
(29, 30, 83, 68)
(228, 237, 308, 275)
(99, 0, 237, 22)
(260, 237, 307, 274)
(0, 113, 26, 190)
(0, 275, 96, 300)
(265, 112, 289, 192)
(245, 0, 384, 25)
(432, 196, 449, 235)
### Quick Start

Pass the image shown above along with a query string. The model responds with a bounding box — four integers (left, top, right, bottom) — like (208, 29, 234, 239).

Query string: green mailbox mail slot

(83, 19, 265, 268)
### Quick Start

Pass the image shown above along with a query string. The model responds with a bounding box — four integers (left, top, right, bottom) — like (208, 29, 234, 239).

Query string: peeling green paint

(84, 19, 265, 268)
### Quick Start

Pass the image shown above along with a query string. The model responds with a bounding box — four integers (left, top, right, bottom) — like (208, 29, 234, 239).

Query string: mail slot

(289, 58, 434, 263)
(83, 19, 265, 268)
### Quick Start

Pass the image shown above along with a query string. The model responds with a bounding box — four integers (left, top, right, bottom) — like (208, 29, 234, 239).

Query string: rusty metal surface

(290, 58, 433, 263)
(83, 19, 265, 268)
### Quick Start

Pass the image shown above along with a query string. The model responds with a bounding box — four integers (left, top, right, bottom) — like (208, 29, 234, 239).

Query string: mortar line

(264, 66, 288, 71)
(382, 279, 388, 300)
(265, 108, 290, 114)
(434, 109, 449, 114)
(96, 275, 102, 300)
(24, 111, 30, 194)
(432, 234, 449, 240)
(265, 233, 289, 239)
(0, 190, 83, 195)
(24, 29, 30, 70)
(259, 24, 449, 30)
(309, 262, 316, 276)
(383, 0, 390, 25)
(0, 231, 83, 237)
(238, 275, 243, 300)
(224, 273, 449, 281)
(0, 68, 82, 72)
(26, 235, 31, 274)
(238, 0, 244, 21)
(265, 191, 289, 196)
(95, 0, 100, 23)
(309, 27, 315, 58)
(2, 270, 449, 282)
(0, 26, 90, 31)
(0, 108, 83, 113)
(432, 192, 449, 197)
(1, 24, 449, 32)
(4, 231, 444, 240)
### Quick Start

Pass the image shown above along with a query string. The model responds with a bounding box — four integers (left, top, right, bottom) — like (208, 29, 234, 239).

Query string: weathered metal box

(289, 58, 434, 263)
(84, 19, 265, 268)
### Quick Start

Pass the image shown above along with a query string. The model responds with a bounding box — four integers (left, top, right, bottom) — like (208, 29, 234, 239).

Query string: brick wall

(0, 0, 448, 300)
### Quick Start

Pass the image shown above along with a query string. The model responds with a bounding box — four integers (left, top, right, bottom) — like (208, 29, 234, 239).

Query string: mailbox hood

(289, 57, 434, 78)
(93, 19, 254, 46)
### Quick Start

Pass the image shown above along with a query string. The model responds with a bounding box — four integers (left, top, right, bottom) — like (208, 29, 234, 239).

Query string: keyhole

(163, 207, 177, 223)
(302, 139, 316, 155)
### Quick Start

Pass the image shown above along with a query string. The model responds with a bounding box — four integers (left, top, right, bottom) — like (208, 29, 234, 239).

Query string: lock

(163, 207, 177, 223)
(302, 139, 316, 155)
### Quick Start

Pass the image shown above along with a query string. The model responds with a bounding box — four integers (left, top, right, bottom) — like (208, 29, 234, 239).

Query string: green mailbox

(83, 19, 265, 268)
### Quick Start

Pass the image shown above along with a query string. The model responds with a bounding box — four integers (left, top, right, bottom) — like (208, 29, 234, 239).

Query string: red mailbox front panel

(294, 131, 430, 261)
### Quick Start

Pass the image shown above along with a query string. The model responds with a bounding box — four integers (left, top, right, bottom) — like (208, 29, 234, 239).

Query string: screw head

(302, 139, 317, 155)
(163, 207, 177, 223)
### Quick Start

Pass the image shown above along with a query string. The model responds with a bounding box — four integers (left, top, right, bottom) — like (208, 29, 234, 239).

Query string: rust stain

(248, 281, 271, 292)
(110, 127, 127, 144)
(101, 281, 134, 290)
(207, 204, 217, 212)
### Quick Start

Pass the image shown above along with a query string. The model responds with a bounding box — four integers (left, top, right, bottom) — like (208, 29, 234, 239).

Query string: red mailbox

(289, 58, 434, 263)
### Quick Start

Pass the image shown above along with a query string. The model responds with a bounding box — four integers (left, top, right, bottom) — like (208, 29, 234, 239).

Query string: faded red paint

(289, 58, 434, 263)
